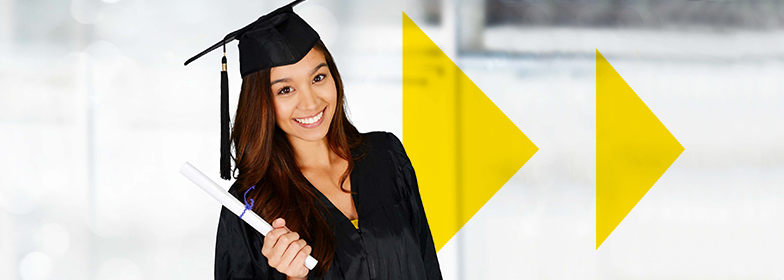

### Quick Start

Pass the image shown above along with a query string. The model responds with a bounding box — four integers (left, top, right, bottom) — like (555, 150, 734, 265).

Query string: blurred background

(2, 0, 784, 279)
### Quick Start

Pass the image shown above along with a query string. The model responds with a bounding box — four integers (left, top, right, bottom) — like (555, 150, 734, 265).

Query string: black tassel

(220, 50, 231, 180)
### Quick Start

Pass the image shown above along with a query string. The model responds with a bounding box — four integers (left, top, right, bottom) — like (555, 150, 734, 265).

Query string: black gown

(214, 131, 443, 280)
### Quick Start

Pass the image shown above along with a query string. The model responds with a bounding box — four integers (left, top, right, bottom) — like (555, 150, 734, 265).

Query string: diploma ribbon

(240, 185, 255, 219)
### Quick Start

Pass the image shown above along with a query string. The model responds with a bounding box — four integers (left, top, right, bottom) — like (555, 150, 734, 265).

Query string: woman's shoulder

(354, 131, 411, 170)
(358, 130, 402, 147)
(359, 130, 393, 141)
(226, 180, 246, 203)
(356, 131, 405, 156)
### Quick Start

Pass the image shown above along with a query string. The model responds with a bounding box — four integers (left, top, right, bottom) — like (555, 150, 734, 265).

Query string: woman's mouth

(293, 107, 326, 128)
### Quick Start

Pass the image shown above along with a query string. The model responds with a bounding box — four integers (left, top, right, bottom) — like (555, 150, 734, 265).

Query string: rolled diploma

(179, 162, 318, 270)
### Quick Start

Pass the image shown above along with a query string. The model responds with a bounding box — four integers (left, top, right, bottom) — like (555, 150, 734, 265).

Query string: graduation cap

(184, 0, 320, 180)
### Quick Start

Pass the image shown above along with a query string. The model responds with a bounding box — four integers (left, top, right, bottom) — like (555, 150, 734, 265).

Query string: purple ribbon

(240, 185, 255, 219)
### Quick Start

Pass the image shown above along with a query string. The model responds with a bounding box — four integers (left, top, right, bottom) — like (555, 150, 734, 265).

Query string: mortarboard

(184, 0, 320, 180)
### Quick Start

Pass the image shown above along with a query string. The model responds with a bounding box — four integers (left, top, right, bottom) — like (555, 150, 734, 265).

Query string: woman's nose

(298, 84, 319, 110)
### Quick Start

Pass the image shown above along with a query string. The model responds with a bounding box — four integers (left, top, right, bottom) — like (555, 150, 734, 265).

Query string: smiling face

(270, 47, 337, 144)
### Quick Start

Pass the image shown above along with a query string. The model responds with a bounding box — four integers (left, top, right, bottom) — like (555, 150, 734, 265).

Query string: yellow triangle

(596, 50, 684, 249)
(403, 12, 538, 251)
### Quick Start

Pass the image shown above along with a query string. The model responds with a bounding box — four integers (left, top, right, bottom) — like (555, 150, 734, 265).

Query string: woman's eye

(278, 86, 292, 95)
(313, 74, 326, 83)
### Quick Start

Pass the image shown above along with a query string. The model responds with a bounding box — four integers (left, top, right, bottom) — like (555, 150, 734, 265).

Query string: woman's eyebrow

(271, 77, 291, 86)
(309, 62, 327, 76)
(271, 62, 328, 86)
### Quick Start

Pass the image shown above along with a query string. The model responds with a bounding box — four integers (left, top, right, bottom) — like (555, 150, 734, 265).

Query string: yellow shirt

(350, 218, 359, 229)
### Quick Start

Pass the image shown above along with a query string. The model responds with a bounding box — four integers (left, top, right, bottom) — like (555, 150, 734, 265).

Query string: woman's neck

(288, 135, 336, 170)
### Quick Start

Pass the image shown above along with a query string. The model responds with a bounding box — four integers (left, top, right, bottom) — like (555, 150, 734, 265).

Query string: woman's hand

(261, 218, 312, 279)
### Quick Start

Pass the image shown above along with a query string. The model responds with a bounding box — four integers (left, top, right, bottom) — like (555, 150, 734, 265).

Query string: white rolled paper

(180, 162, 318, 270)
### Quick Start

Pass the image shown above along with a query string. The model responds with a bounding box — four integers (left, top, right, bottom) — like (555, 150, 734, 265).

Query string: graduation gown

(214, 131, 443, 280)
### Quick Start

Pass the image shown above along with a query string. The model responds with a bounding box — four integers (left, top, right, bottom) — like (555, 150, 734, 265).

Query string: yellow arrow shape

(596, 49, 684, 249)
(403, 12, 538, 251)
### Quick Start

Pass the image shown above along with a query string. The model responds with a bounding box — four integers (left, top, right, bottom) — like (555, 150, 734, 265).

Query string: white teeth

(294, 110, 323, 125)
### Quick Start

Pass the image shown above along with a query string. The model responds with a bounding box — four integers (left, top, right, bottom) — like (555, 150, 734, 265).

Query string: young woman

(182, 1, 442, 279)
(182, 1, 443, 277)
(213, 38, 443, 279)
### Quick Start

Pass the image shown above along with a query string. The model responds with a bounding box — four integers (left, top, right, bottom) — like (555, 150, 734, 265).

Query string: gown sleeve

(214, 186, 287, 280)
(386, 132, 444, 280)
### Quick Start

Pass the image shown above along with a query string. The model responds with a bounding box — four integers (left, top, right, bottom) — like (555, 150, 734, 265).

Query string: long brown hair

(229, 39, 362, 276)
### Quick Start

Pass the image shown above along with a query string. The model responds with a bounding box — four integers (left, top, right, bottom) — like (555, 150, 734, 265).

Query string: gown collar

(305, 143, 370, 277)
(306, 141, 368, 229)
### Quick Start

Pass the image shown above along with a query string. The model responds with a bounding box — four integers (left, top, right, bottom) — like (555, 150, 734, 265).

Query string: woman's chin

(295, 132, 329, 143)
(288, 123, 331, 143)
